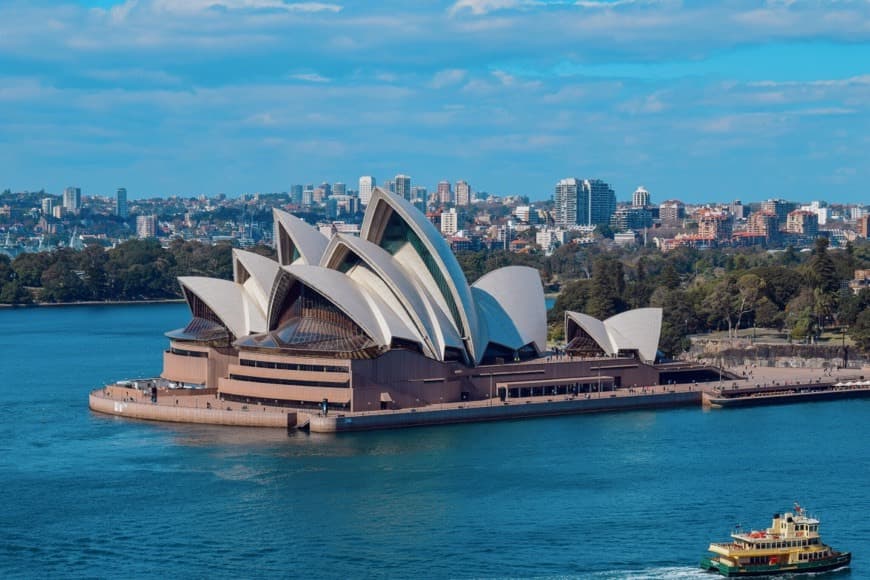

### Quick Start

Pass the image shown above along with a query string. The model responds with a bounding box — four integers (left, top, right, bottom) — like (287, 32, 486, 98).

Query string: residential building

(554, 178, 580, 227)
(761, 199, 796, 225)
(747, 211, 778, 239)
(611, 207, 652, 231)
(136, 215, 157, 239)
(786, 210, 819, 237)
(441, 207, 458, 235)
(358, 176, 375, 206)
(437, 180, 452, 204)
(116, 187, 128, 218)
(632, 186, 650, 208)
(455, 180, 471, 206)
(395, 174, 411, 201)
(63, 187, 81, 213)
(659, 200, 685, 224)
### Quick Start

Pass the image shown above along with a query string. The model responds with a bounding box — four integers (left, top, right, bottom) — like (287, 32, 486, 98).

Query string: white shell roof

(276, 264, 421, 349)
(174, 189, 548, 367)
(232, 249, 280, 315)
(472, 266, 547, 353)
(361, 187, 482, 362)
(179, 276, 266, 339)
(566, 308, 662, 363)
(604, 308, 662, 363)
(321, 234, 443, 359)
(273, 208, 328, 265)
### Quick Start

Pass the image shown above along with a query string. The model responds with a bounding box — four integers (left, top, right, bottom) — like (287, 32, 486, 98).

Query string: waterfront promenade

(89, 363, 868, 433)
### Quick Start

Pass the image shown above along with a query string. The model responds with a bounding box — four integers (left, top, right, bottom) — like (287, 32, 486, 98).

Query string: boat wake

(585, 566, 713, 579)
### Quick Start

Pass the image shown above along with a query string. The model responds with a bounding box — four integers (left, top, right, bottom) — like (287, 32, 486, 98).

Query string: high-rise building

(583, 179, 617, 226)
(441, 207, 459, 235)
(554, 178, 580, 227)
(395, 174, 411, 201)
(41, 198, 53, 216)
(632, 186, 650, 208)
(554, 178, 616, 227)
(63, 187, 81, 213)
(358, 176, 375, 206)
(611, 207, 652, 231)
(319, 182, 332, 198)
(761, 199, 796, 225)
(455, 180, 471, 206)
(786, 210, 819, 237)
(437, 180, 452, 204)
(748, 211, 778, 238)
(856, 215, 870, 238)
(659, 200, 685, 224)
(136, 215, 156, 239)
(290, 184, 303, 205)
(411, 186, 427, 201)
(333, 182, 346, 196)
(116, 187, 128, 218)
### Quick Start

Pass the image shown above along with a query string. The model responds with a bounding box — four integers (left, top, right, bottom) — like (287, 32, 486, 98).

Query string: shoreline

(0, 298, 185, 309)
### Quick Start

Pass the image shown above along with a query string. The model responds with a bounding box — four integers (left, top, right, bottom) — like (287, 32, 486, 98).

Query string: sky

(1, 0, 870, 204)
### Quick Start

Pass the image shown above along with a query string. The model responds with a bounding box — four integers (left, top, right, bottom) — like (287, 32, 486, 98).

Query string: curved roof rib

(178, 276, 265, 340)
(273, 208, 328, 266)
(268, 264, 421, 350)
(360, 187, 481, 363)
(472, 266, 547, 353)
(232, 249, 280, 315)
(320, 234, 442, 359)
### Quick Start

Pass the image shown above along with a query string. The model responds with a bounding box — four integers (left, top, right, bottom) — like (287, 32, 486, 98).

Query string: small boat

(700, 504, 851, 576)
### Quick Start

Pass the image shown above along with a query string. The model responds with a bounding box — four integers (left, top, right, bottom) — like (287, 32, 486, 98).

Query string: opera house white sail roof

(565, 308, 663, 363)
(171, 187, 549, 367)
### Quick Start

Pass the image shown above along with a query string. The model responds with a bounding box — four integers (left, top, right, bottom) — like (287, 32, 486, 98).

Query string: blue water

(1, 304, 867, 579)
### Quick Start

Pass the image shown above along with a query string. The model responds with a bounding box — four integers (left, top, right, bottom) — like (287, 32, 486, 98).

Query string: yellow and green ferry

(700, 504, 850, 576)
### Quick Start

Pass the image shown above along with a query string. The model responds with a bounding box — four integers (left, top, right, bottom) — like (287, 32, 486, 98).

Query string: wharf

(705, 381, 870, 408)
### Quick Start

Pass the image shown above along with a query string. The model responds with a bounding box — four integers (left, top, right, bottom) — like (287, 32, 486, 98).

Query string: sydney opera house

(161, 187, 684, 414)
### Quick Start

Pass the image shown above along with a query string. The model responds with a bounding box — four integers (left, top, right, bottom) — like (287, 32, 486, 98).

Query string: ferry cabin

(709, 512, 834, 568)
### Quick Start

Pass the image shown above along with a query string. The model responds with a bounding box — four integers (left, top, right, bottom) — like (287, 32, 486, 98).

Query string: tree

(0, 280, 32, 304)
(734, 273, 765, 333)
(702, 277, 739, 338)
(40, 260, 88, 302)
(804, 237, 838, 294)
(586, 256, 627, 319)
(851, 309, 870, 353)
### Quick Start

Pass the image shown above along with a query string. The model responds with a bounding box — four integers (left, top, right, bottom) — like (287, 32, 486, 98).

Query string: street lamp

(842, 326, 848, 369)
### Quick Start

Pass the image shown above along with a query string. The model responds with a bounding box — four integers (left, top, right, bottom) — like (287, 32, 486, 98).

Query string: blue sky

(1, 0, 869, 204)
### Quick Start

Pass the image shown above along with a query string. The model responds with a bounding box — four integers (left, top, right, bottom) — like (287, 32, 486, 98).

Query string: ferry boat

(700, 504, 850, 576)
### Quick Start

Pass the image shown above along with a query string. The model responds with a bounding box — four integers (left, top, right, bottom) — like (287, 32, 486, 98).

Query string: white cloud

(149, 0, 342, 14)
(430, 69, 467, 89)
(448, 0, 525, 17)
(288, 73, 331, 83)
(84, 68, 181, 85)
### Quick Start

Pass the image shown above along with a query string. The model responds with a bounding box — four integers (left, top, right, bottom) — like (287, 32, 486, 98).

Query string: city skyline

(1, 1, 869, 203)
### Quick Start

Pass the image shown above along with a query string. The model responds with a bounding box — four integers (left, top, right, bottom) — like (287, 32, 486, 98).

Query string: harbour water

(1, 304, 867, 578)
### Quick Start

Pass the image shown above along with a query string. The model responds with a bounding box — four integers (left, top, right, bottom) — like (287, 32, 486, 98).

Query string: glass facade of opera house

(160, 188, 704, 412)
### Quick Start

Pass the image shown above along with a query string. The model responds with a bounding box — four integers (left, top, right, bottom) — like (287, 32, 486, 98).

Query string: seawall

(309, 391, 700, 433)
(89, 393, 297, 428)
